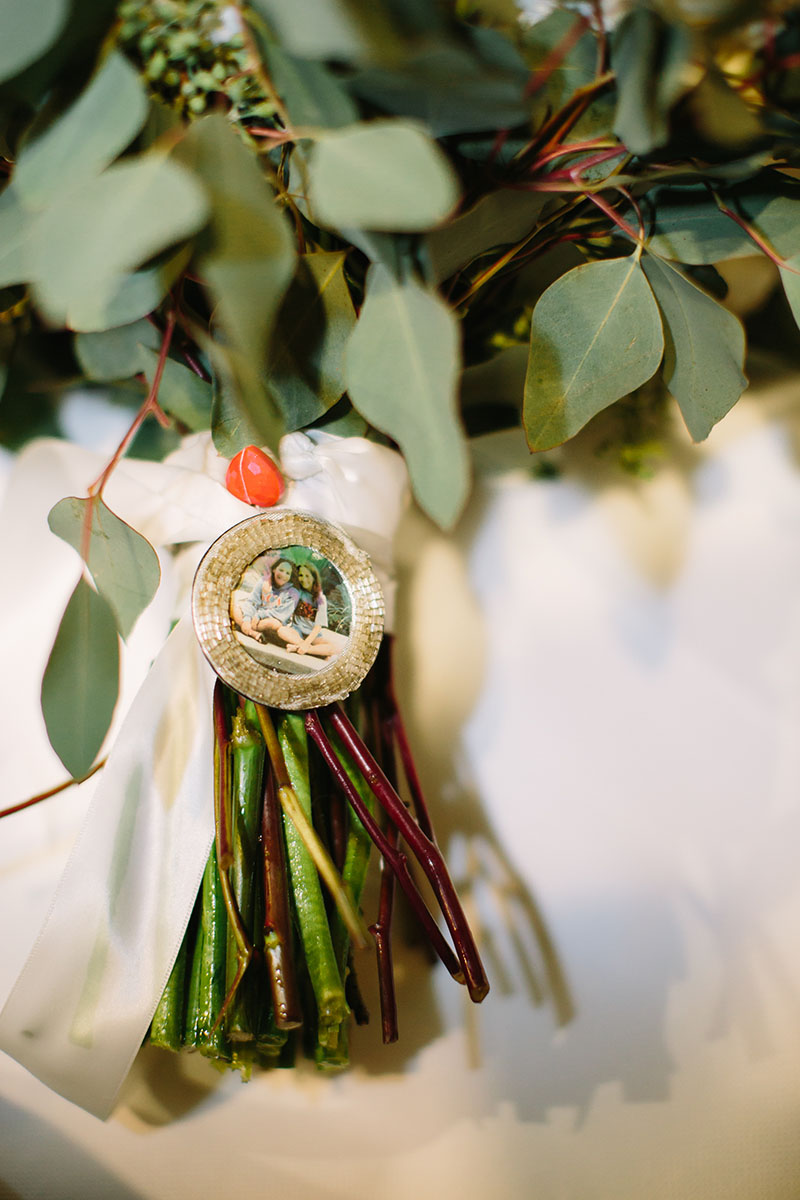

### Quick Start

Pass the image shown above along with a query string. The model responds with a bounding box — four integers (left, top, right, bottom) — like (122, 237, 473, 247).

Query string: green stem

(276, 712, 348, 1044)
(149, 935, 189, 1052)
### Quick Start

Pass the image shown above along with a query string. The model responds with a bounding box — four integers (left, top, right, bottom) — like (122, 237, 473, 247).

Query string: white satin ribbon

(0, 430, 408, 1117)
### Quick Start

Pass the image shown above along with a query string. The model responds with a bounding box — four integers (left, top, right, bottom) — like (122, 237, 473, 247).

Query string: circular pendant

(192, 510, 384, 710)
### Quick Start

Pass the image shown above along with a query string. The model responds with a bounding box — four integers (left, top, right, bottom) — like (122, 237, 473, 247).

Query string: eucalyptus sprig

(1, 0, 800, 776)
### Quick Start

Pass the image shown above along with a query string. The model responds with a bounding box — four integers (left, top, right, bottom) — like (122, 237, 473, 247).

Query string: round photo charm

(192, 511, 385, 710)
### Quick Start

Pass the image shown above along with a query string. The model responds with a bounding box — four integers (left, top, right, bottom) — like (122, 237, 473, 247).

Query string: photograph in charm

(230, 545, 352, 675)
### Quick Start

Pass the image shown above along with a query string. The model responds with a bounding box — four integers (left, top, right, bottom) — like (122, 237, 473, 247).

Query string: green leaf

(0, 0, 67, 83)
(612, 8, 693, 156)
(345, 263, 469, 528)
(41, 576, 120, 778)
(139, 347, 213, 431)
(250, 0, 395, 62)
(778, 255, 800, 332)
(262, 42, 358, 128)
(349, 41, 530, 137)
(425, 190, 548, 284)
(31, 155, 209, 328)
(75, 319, 161, 381)
(643, 184, 800, 264)
(48, 496, 161, 639)
(0, 186, 31, 288)
(308, 120, 459, 232)
(210, 362, 271, 457)
(174, 115, 294, 444)
(269, 251, 356, 430)
(68, 246, 191, 333)
(642, 254, 746, 441)
(521, 10, 597, 112)
(524, 254, 664, 451)
(14, 50, 149, 208)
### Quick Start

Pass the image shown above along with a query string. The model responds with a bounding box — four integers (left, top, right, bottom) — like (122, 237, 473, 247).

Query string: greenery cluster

(2, 0, 800, 770)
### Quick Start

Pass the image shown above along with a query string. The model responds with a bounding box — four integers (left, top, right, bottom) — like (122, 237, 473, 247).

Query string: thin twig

(0, 758, 106, 820)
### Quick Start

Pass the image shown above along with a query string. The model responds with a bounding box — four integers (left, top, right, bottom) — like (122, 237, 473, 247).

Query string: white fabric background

(2, 369, 800, 1197)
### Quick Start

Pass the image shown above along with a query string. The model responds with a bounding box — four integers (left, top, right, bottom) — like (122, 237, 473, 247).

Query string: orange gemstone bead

(225, 445, 284, 507)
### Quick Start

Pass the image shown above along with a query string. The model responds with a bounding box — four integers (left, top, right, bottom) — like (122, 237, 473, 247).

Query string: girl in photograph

(235, 557, 299, 640)
(276, 561, 340, 658)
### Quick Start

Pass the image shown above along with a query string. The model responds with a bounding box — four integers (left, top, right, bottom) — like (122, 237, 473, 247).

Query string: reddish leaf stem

(324, 704, 489, 1002)
(303, 709, 464, 982)
(0, 758, 106, 820)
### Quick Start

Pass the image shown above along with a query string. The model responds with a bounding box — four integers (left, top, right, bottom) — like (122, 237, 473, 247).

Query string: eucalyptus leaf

(524, 254, 664, 451)
(68, 247, 191, 333)
(0, 185, 32, 288)
(521, 9, 597, 112)
(612, 8, 693, 156)
(251, 0, 395, 62)
(75, 318, 160, 381)
(139, 347, 213, 431)
(31, 155, 209, 328)
(41, 576, 120, 778)
(643, 184, 800, 264)
(0, 0, 67, 84)
(345, 263, 469, 529)
(425, 189, 548, 284)
(308, 120, 459, 232)
(349, 41, 530, 137)
(642, 254, 746, 441)
(210, 361, 272, 457)
(262, 42, 358, 128)
(269, 251, 356, 429)
(48, 496, 161, 639)
(14, 51, 148, 208)
(175, 115, 295, 373)
(778, 255, 800, 332)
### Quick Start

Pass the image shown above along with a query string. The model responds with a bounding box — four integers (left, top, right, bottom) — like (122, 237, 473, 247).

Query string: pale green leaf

(75, 319, 160, 381)
(345, 264, 469, 528)
(0, 0, 67, 83)
(48, 496, 161, 639)
(41, 577, 120, 778)
(68, 246, 191, 333)
(262, 43, 358, 128)
(642, 255, 746, 441)
(31, 155, 208, 328)
(269, 251, 356, 429)
(524, 255, 664, 451)
(0, 186, 31, 287)
(250, 0, 393, 62)
(308, 120, 460, 232)
(14, 51, 148, 208)
(175, 116, 295, 401)
(139, 347, 213, 431)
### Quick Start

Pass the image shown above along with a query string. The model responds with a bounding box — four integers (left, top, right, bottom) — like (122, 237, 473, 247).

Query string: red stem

(303, 710, 463, 982)
(324, 704, 489, 1002)
(370, 824, 399, 1044)
(0, 759, 106, 820)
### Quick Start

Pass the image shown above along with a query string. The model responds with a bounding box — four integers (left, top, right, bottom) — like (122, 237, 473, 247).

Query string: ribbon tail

(0, 617, 215, 1118)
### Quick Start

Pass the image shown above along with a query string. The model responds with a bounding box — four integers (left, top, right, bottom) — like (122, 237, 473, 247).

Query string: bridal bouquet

(1, 0, 800, 1116)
